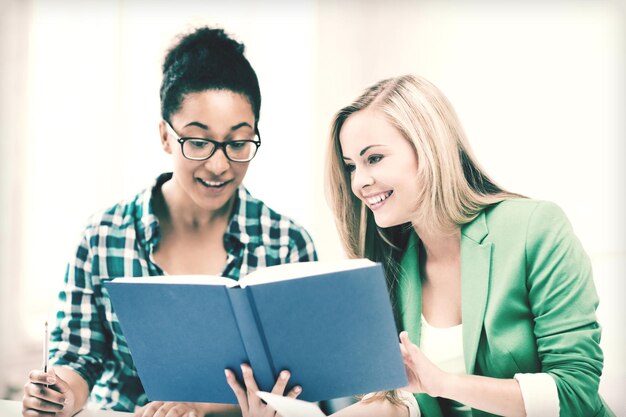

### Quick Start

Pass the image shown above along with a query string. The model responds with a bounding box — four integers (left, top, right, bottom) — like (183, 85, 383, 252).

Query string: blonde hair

(326, 74, 520, 291)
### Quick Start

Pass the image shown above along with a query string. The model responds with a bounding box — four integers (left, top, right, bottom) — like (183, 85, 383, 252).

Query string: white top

(420, 315, 471, 416)
(419, 315, 560, 417)
(420, 315, 466, 375)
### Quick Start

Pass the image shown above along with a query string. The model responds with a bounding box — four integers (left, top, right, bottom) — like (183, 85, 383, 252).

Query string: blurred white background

(1, 0, 624, 413)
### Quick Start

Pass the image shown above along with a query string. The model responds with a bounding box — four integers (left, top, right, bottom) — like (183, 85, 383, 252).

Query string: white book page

(256, 392, 326, 417)
(109, 275, 239, 287)
(239, 258, 375, 288)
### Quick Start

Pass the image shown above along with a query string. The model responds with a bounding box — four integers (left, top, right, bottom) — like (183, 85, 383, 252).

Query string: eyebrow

(183, 121, 253, 132)
(342, 144, 384, 160)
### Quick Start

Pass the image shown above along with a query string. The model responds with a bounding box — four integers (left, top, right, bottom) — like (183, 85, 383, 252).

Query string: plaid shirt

(49, 173, 317, 411)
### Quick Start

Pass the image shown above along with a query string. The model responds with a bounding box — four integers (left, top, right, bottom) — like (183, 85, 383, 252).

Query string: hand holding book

(225, 364, 301, 417)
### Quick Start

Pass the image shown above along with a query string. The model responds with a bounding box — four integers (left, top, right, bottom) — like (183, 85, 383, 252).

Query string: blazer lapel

(460, 211, 492, 374)
(398, 235, 447, 417)
(397, 232, 422, 344)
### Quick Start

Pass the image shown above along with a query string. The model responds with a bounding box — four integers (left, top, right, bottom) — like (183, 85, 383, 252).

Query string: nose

(350, 166, 373, 195)
(203, 147, 230, 175)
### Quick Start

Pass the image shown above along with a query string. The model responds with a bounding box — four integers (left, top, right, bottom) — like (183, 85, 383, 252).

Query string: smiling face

(160, 89, 256, 214)
(339, 109, 419, 228)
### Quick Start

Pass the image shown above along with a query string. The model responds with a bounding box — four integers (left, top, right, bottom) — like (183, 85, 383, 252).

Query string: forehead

(176, 90, 255, 124)
(339, 109, 408, 156)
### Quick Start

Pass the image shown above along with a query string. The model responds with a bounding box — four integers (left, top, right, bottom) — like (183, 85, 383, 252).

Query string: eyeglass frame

(164, 120, 261, 162)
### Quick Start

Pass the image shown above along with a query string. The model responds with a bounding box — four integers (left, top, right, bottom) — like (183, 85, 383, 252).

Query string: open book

(104, 259, 407, 404)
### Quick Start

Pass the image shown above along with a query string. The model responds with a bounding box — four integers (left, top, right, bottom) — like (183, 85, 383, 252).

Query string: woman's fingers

(23, 381, 66, 407)
(162, 403, 194, 417)
(240, 364, 259, 393)
(225, 364, 302, 417)
(225, 369, 249, 415)
(399, 341, 409, 357)
(136, 401, 164, 417)
(270, 370, 290, 396)
(285, 385, 302, 399)
(399, 331, 413, 347)
(269, 370, 302, 399)
(22, 394, 65, 414)
(399, 331, 420, 364)
(241, 364, 261, 408)
(399, 331, 424, 392)
(23, 368, 70, 416)
(152, 402, 176, 417)
(28, 369, 55, 386)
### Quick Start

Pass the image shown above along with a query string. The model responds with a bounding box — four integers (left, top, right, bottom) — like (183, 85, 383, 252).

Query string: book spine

(226, 287, 276, 391)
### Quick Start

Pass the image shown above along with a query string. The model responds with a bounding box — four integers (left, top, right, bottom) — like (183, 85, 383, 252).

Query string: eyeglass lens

(183, 139, 258, 161)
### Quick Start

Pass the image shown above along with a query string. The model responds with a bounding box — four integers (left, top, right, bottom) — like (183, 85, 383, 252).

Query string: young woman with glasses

(22, 27, 316, 417)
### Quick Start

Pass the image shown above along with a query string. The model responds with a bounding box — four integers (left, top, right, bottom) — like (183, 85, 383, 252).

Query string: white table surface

(0, 399, 132, 416)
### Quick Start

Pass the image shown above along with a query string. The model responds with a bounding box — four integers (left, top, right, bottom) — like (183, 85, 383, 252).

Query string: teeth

(199, 179, 226, 187)
(366, 191, 391, 205)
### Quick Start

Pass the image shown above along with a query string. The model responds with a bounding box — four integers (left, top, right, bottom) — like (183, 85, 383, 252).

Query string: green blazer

(396, 199, 614, 417)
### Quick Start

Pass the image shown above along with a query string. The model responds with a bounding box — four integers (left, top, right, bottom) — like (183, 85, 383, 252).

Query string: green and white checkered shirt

(49, 173, 317, 411)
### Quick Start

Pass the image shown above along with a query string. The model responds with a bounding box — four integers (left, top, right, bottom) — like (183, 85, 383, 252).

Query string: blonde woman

(324, 75, 615, 417)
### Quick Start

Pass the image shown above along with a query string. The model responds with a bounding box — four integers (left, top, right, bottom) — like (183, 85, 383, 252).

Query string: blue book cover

(104, 259, 408, 404)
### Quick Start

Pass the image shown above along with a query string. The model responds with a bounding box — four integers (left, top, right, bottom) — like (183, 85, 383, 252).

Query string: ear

(159, 121, 173, 154)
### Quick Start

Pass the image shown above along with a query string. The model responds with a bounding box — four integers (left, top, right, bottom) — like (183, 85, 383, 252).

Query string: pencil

(43, 321, 49, 388)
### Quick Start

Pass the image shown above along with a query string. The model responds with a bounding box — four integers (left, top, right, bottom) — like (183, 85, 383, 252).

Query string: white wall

(0, 0, 32, 400)
(1, 0, 624, 412)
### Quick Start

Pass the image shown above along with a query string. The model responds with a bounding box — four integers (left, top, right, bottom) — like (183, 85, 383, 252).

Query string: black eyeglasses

(165, 121, 261, 162)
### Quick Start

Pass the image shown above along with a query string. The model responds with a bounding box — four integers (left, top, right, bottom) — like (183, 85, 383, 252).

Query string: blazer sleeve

(525, 201, 605, 416)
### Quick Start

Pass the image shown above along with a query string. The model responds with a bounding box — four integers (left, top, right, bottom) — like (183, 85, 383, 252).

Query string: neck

(413, 225, 461, 262)
(160, 178, 234, 231)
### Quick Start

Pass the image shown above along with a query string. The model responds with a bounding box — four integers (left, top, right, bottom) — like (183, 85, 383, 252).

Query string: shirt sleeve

(514, 372, 559, 417)
(48, 228, 107, 391)
(525, 201, 605, 416)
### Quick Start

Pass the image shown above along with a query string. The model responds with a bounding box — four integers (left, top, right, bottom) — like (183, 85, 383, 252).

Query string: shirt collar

(135, 173, 170, 248)
(224, 184, 263, 248)
(135, 173, 262, 249)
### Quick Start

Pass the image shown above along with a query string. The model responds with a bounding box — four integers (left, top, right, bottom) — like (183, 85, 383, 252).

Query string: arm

(400, 202, 607, 416)
(399, 332, 525, 417)
(523, 201, 605, 415)
(441, 374, 524, 416)
(23, 232, 101, 417)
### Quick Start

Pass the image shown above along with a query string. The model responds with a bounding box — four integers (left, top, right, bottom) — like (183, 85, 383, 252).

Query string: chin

(372, 215, 403, 229)
(192, 192, 235, 212)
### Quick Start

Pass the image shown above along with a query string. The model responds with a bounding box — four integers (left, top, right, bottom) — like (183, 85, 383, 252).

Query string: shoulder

(474, 198, 575, 246)
(81, 179, 156, 243)
(484, 198, 570, 230)
(485, 198, 564, 218)
(85, 198, 136, 232)
(484, 198, 580, 251)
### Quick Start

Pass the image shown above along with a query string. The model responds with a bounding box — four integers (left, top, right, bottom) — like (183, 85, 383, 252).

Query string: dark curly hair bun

(160, 26, 261, 130)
